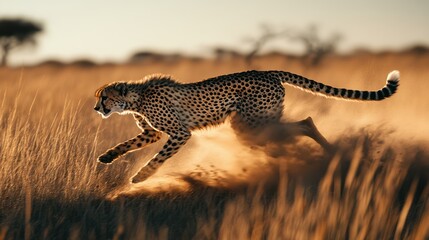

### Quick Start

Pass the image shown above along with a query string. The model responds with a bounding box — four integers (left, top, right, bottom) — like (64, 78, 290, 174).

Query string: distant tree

(289, 25, 341, 66)
(241, 24, 341, 66)
(404, 44, 429, 56)
(244, 24, 288, 65)
(70, 59, 97, 68)
(212, 47, 242, 62)
(0, 18, 43, 66)
(129, 51, 164, 62)
(129, 50, 182, 64)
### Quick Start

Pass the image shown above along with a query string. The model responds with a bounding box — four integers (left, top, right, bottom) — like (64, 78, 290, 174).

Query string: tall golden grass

(0, 52, 428, 239)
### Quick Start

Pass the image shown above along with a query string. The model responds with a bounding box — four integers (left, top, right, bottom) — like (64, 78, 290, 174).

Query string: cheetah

(94, 70, 399, 183)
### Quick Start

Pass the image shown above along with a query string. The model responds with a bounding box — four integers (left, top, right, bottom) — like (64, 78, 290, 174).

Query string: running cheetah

(94, 70, 399, 183)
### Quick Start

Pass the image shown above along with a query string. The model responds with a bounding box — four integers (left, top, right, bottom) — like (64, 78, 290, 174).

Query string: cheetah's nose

(94, 106, 100, 111)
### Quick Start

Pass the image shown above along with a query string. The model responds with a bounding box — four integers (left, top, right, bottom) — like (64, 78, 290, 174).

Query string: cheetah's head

(94, 82, 129, 118)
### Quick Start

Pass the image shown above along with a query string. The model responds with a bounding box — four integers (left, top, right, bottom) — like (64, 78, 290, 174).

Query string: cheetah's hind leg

(288, 117, 332, 151)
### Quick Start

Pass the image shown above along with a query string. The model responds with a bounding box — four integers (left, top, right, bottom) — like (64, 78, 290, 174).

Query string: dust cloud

(106, 114, 428, 200)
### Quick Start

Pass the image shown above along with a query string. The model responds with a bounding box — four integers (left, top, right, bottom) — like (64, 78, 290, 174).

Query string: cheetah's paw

(97, 150, 119, 164)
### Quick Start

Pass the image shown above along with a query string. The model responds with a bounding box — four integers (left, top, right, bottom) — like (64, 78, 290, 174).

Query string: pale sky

(1, 0, 428, 65)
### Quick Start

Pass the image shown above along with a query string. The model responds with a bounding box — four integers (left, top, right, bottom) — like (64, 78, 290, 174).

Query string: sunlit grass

(0, 53, 428, 239)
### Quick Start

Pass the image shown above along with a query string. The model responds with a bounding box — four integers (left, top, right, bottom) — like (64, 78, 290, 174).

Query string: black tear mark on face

(101, 96, 110, 113)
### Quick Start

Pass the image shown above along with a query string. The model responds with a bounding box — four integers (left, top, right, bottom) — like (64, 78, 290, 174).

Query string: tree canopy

(0, 18, 43, 66)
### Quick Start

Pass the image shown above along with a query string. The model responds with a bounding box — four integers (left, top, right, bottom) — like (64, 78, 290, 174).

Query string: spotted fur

(94, 70, 400, 183)
(271, 70, 399, 101)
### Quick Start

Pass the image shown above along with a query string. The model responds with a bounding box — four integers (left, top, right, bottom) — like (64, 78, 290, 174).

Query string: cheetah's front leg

(98, 129, 162, 164)
(131, 130, 191, 183)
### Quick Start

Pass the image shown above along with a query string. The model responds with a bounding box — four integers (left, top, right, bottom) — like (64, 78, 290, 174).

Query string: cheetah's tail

(272, 70, 400, 101)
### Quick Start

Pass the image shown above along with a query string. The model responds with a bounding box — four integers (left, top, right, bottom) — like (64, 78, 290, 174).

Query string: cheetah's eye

(101, 96, 108, 101)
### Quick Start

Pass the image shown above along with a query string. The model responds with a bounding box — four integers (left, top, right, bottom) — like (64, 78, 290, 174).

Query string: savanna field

(0, 51, 428, 239)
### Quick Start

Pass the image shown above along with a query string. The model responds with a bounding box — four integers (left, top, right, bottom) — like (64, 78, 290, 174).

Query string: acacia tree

(242, 24, 341, 67)
(244, 24, 288, 65)
(289, 25, 341, 66)
(0, 18, 43, 66)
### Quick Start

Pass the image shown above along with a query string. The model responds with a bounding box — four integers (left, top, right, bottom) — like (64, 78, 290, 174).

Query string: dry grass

(0, 52, 428, 239)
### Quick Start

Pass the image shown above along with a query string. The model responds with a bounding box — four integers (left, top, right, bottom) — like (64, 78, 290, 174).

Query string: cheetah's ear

(114, 82, 128, 96)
